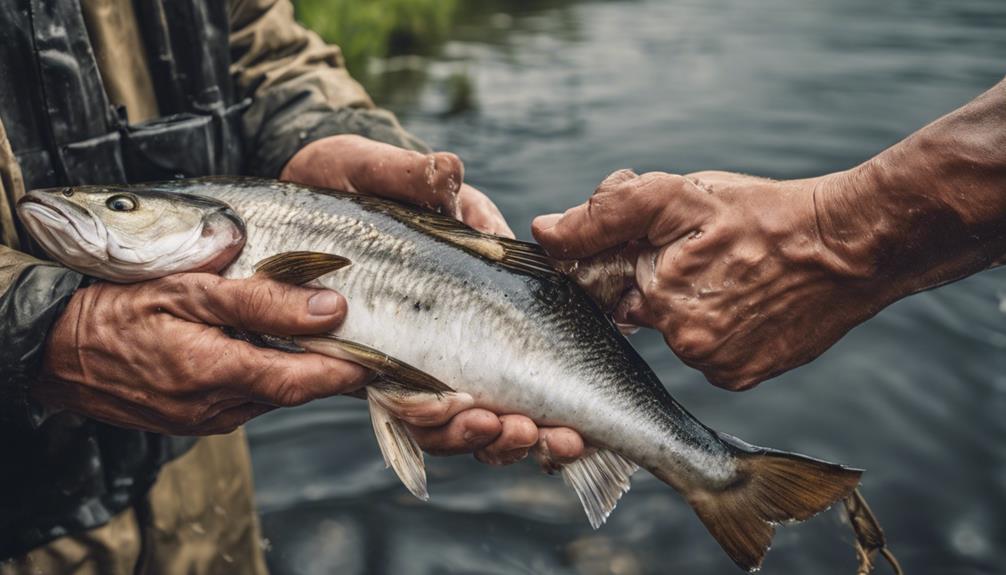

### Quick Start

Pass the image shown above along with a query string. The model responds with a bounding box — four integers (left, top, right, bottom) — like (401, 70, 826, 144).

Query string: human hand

(37, 273, 368, 434)
(533, 168, 888, 390)
(280, 134, 514, 238)
(282, 134, 583, 467)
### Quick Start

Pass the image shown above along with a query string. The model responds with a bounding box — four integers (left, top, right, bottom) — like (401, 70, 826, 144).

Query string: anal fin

(368, 386, 428, 501)
(562, 448, 639, 529)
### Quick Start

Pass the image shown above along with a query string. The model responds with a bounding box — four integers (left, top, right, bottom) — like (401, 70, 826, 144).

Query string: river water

(247, 1, 1006, 573)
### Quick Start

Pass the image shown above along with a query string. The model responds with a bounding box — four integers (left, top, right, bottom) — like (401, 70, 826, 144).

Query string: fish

(17, 177, 862, 572)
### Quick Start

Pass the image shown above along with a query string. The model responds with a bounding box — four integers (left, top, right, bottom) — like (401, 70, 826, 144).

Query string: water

(247, 1, 1006, 573)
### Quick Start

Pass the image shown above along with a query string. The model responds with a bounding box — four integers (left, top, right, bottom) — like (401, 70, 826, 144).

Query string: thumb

(160, 273, 348, 335)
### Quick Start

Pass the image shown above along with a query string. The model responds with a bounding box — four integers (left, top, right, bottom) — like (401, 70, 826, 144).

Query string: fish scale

(18, 177, 864, 572)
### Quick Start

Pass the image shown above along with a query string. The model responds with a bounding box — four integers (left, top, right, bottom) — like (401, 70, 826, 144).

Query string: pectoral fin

(367, 386, 428, 501)
(562, 448, 639, 529)
(254, 251, 351, 285)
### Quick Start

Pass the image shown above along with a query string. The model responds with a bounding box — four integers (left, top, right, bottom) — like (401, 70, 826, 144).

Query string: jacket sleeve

(229, 0, 430, 178)
(0, 246, 84, 429)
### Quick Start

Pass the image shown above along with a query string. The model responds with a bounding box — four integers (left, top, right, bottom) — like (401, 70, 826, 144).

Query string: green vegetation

(294, 0, 460, 77)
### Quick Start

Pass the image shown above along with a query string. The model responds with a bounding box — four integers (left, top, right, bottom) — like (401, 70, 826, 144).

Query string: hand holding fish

(534, 78, 1006, 391)
(36, 274, 376, 434)
(282, 134, 583, 466)
(533, 168, 873, 390)
(281, 134, 514, 238)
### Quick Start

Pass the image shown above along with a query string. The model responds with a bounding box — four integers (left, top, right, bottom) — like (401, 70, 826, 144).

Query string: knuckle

(595, 169, 637, 193)
(637, 171, 680, 191)
(271, 376, 310, 407)
(239, 281, 282, 325)
(435, 151, 463, 173)
(708, 371, 762, 392)
(668, 325, 720, 362)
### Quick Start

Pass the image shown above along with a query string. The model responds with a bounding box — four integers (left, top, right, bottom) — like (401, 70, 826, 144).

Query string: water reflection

(249, 1, 1006, 573)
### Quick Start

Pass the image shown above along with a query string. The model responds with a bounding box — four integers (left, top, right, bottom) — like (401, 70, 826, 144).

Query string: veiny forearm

(821, 76, 1006, 300)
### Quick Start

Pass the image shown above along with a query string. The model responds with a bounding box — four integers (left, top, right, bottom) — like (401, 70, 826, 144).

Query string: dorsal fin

(405, 214, 563, 279)
(316, 189, 564, 280)
(410, 218, 562, 279)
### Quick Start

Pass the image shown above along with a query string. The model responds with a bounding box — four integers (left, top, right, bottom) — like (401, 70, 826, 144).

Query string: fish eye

(106, 194, 137, 212)
(61, 187, 73, 197)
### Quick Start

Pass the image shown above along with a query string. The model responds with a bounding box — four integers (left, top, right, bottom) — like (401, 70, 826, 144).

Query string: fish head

(16, 184, 246, 282)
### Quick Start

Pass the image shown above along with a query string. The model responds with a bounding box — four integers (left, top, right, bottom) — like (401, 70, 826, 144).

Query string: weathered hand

(38, 273, 367, 434)
(281, 134, 514, 237)
(282, 134, 581, 466)
(533, 168, 883, 390)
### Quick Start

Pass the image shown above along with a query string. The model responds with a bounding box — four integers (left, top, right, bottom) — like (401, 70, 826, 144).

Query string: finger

(594, 168, 639, 193)
(532, 172, 716, 259)
(616, 243, 688, 329)
(410, 408, 502, 455)
(685, 170, 777, 187)
(473, 414, 539, 466)
(215, 339, 370, 406)
(158, 274, 347, 336)
(532, 427, 585, 473)
(458, 184, 515, 238)
(613, 287, 650, 327)
(281, 135, 465, 217)
(371, 389, 475, 427)
(340, 136, 464, 217)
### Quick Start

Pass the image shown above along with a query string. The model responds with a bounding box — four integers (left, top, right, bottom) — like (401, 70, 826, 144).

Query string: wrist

(810, 165, 928, 307)
(819, 148, 999, 305)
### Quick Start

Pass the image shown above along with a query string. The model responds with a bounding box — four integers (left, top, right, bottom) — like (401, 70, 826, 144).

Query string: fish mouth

(18, 194, 76, 242)
(16, 193, 108, 269)
(18, 193, 104, 252)
(17, 194, 67, 224)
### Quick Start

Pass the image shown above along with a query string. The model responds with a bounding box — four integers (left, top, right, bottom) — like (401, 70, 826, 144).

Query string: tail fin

(685, 435, 862, 572)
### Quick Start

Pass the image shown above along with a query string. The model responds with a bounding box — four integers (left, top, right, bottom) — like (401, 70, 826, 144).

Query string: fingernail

(534, 213, 562, 230)
(307, 290, 342, 316)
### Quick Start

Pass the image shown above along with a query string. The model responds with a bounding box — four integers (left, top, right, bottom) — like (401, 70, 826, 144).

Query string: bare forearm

(825, 77, 1006, 300)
